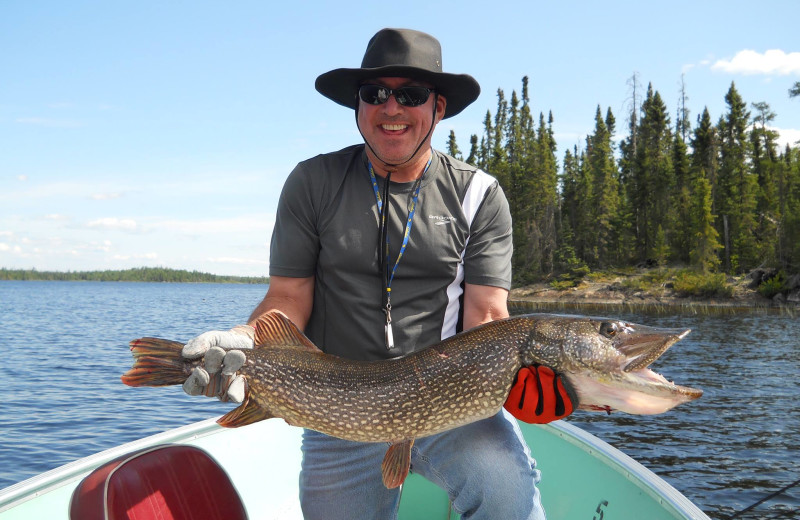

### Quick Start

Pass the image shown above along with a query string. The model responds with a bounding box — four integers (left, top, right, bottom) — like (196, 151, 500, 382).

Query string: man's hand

(181, 325, 255, 403)
(504, 365, 577, 423)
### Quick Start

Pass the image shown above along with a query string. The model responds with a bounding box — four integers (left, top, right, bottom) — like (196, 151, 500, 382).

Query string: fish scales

(240, 324, 527, 442)
(122, 312, 702, 488)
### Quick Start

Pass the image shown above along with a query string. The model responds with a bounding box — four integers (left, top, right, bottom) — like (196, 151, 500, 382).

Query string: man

(183, 28, 574, 519)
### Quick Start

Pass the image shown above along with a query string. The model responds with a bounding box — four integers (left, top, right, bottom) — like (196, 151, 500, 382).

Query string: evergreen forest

(447, 76, 800, 286)
(0, 266, 269, 284)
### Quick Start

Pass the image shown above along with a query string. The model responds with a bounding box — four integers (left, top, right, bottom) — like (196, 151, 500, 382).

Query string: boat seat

(68, 444, 248, 520)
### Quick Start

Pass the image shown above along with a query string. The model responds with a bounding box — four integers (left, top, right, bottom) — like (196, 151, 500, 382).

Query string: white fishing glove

(181, 325, 254, 403)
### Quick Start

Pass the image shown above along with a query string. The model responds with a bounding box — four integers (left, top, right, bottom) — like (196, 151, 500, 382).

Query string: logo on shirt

(429, 215, 457, 226)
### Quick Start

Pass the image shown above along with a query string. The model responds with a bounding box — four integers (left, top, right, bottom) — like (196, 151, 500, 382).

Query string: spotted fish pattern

(123, 312, 702, 487)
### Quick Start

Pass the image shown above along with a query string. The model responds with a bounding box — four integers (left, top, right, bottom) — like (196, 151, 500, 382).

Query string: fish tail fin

(121, 337, 189, 387)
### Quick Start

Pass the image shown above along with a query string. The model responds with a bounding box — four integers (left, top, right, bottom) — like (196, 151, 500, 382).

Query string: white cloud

(0, 180, 103, 201)
(44, 214, 70, 221)
(86, 217, 139, 232)
(207, 256, 269, 266)
(712, 49, 800, 76)
(90, 192, 122, 200)
(159, 215, 273, 235)
(89, 240, 113, 252)
(0, 243, 22, 254)
(17, 175, 28, 182)
(772, 127, 800, 149)
(113, 252, 158, 261)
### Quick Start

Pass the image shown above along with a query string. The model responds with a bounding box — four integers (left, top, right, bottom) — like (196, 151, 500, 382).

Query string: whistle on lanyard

(384, 300, 395, 350)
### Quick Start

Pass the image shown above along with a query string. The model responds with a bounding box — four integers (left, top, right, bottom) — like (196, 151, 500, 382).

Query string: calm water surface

(1, 281, 798, 519)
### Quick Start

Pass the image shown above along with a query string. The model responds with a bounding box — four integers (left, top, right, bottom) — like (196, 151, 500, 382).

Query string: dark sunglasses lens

(359, 85, 431, 106)
(396, 87, 431, 106)
(359, 85, 387, 105)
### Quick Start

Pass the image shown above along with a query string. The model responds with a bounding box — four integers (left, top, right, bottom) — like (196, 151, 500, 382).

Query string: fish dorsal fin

(381, 439, 414, 489)
(253, 312, 321, 352)
(217, 397, 274, 428)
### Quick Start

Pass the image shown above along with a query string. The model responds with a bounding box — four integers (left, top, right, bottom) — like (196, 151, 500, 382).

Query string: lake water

(0, 281, 798, 519)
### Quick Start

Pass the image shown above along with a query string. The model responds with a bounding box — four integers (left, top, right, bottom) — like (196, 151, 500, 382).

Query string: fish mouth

(616, 325, 703, 406)
(554, 317, 703, 415)
(616, 325, 691, 373)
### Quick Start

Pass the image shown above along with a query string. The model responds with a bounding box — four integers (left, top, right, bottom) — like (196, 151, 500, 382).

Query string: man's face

(357, 77, 447, 170)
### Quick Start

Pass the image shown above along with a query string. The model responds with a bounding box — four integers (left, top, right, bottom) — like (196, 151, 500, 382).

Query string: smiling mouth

(381, 123, 408, 132)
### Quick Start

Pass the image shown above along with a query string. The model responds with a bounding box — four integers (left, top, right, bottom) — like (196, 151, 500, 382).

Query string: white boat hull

(0, 418, 709, 519)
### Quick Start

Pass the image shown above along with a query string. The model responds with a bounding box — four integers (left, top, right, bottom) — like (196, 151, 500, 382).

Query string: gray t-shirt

(269, 145, 512, 361)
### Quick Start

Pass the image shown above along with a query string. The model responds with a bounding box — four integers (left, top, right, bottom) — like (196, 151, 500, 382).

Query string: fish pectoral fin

(381, 438, 414, 489)
(217, 398, 274, 428)
(253, 312, 322, 353)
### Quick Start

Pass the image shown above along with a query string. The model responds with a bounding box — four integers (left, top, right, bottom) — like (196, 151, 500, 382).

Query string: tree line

(448, 76, 800, 286)
(0, 267, 270, 284)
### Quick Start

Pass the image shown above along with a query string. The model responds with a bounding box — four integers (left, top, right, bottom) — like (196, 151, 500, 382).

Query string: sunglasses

(358, 84, 435, 107)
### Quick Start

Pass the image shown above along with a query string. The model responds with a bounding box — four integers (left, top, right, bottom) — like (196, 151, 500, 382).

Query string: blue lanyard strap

(368, 154, 432, 348)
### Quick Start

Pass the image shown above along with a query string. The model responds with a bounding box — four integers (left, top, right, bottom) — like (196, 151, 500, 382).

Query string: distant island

(0, 267, 269, 284)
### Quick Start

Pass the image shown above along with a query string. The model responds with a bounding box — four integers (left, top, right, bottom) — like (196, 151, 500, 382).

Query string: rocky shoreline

(508, 269, 800, 312)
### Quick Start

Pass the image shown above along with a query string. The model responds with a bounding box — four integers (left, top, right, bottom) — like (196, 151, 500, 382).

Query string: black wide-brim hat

(315, 28, 481, 119)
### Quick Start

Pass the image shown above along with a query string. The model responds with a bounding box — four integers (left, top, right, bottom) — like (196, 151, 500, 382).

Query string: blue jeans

(299, 410, 546, 519)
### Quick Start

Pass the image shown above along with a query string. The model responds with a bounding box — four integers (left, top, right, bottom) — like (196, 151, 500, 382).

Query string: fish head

(521, 314, 702, 415)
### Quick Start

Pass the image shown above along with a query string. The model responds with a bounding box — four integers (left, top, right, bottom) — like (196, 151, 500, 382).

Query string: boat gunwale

(0, 418, 223, 513)
(1, 418, 710, 519)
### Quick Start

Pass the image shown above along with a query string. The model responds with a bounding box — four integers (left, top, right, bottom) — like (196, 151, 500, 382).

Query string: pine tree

(630, 84, 674, 262)
(530, 111, 559, 277)
(778, 145, 800, 271)
(625, 72, 643, 157)
(790, 81, 800, 98)
(504, 87, 528, 281)
(465, 135, 479, 166)
(689, 174, 722, 272)
(574, 147, 594, 263)
(586, 106, 620, 267)
(717, 82, 758, 272)
(690, 108, 719, 212)
(559, 146, 581, 261)
(478, 110, 493, 171)
(750, 102, 779, 207)
(676, 74, 691, 142)
(671, 133, 692, 264)
(750, 101, 780, 266)
(446, 129, 462, 160)
(652, 225, 669, 266)
(689, 107, 723, 271)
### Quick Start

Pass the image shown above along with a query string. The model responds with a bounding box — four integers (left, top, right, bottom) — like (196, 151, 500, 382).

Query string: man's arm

(249, 275, 315, 330)
(462, 283, 509, 330)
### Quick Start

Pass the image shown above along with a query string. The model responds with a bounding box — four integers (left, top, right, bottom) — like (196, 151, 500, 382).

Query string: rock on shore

(509, 269, 799, 310)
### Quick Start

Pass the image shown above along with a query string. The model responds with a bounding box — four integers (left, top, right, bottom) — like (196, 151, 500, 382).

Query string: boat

(0, 418, 710, 519)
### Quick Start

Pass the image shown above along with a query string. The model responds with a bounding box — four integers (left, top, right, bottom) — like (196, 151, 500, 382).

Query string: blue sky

(2, 1, 798, 276)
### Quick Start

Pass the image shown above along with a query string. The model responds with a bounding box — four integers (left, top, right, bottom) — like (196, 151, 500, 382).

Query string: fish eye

(599, 322, 618, 338)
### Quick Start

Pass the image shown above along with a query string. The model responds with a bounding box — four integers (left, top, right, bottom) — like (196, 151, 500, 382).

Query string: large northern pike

(122, 312, 701, 488)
